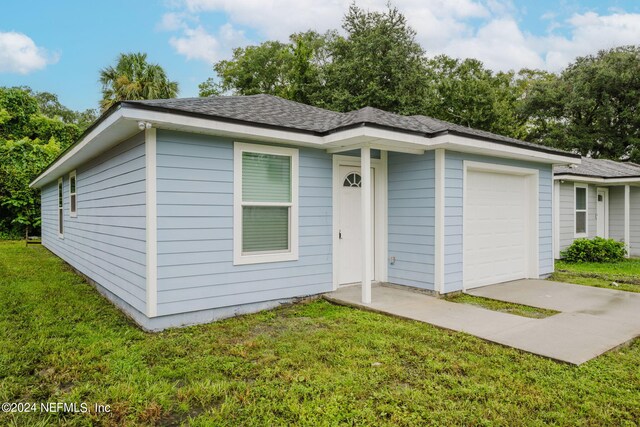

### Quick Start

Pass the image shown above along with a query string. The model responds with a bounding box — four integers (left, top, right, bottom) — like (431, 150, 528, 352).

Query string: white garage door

(464, 169, 530, 289)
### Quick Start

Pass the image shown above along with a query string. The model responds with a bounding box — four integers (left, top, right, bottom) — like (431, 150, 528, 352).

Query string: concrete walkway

(325, 281, 640, 365)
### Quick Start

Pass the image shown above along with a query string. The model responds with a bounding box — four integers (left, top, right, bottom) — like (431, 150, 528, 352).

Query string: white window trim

(574, 183, 588, 238)
(68, 170, 77, 218)
(233, 142, 299, 265)
(57, 177, 64, 238)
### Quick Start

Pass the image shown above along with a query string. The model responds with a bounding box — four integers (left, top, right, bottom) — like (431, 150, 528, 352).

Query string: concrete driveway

(467, 280, 640, 364)
(327, 280, 640, 365)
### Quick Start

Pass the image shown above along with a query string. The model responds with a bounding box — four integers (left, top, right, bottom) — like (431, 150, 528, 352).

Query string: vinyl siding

(609, 186, 625, 242)
(559, 181, 604, 251)
(630, 187, 640, 256)
(444, 151, 553, 292)
(41, 132, 146, 313)
(155, 130, 332, 317)
(387, 151, 435, 290)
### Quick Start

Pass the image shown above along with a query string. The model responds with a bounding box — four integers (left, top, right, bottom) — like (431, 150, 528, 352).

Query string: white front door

(596, 188, 608, 238)
(338, 165, 374, 285)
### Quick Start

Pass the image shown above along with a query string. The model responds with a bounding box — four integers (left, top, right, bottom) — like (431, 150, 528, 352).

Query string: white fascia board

(122, 108, 323, 147)
(429, 134, 581, 165)
(30, 108, 129, 188)
(32, 105, 581, 188)
(554, 174, 640, 185)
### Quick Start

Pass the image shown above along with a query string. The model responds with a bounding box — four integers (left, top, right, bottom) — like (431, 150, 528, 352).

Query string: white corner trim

(233, 141, 299, 265)
(434, 149, 445, 294)
(624, 184, 631, 257)
(68, 170, 77, 218)
(574, 183, 588, 238)
(553, 180, 560, 259)
(145, 128, 158, 318)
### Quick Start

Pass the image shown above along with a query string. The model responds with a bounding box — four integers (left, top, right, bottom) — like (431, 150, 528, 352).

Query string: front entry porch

(325, 281, 640, 365)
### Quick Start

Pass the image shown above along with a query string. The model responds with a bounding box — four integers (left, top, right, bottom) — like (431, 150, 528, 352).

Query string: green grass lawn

(444, 294, 558, 319)
(553, 258, 640, 293)
(1, 241, 639, 426)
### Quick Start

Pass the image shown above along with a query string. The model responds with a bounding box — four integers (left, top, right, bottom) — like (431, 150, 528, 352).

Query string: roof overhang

(554, 174, 640, 185)
(30, 104, 581, 188)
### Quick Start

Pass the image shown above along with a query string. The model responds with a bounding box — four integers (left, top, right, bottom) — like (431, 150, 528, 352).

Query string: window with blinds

(234, 143, 299, 265)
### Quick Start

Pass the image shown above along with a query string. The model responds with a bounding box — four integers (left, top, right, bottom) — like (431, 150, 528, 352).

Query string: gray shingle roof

(124, 94, 577, 157)
(554, 157, 640, 178)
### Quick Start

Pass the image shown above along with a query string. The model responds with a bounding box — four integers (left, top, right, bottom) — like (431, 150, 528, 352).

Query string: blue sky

(2, 0, 639, 112)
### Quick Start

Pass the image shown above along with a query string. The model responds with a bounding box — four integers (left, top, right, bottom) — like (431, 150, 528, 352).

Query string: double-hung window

(234, 142, 298, 265)
(575, 184, 587, 237)
(69, 170, 77, 217)
(58, 177, 64, 237)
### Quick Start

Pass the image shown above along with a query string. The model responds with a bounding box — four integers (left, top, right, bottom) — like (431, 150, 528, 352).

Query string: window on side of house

(234, 142, 299, 265)
(69, 170, 77, 217)
(575, 185, 587, 237)
(58, 177, 64, 237)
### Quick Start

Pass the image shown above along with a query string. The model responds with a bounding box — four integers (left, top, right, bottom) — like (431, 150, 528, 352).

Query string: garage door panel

(464, 169, 530, 290)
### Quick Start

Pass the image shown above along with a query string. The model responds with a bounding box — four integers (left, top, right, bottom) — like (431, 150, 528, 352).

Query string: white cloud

(162, 1, 640, 72)
(168, 23, 247, 63)
(440, 18, 545, 71)
(0, 31, 58, 74)
(157, 12, 188, 31)
(542, 12, 640, 70)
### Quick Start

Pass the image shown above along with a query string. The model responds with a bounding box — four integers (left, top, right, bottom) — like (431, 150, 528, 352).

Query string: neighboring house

(554, 157, 640, 258)
(30, 95, 580, 330)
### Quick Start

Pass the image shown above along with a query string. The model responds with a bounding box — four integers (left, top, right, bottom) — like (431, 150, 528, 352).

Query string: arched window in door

(343, 172, 362, 188)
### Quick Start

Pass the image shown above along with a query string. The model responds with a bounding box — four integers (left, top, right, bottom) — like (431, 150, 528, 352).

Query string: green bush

(560, 237, 626, 263)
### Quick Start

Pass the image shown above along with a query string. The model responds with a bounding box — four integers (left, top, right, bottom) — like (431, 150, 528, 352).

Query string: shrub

(560, 237, 626, 263)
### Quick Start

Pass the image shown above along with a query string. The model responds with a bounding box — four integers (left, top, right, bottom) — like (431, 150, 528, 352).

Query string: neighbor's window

(58, 177, 64, 237)
(69, 170, 77, 217)
(234, 142, 298, 265)
(575, 185, 587, 236)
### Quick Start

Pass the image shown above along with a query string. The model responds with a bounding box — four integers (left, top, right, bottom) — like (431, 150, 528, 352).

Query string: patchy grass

(556, 258, 640, 276)
(1, 241, 640, 426)
(551, 272, 640, 293)
(553, 259, 640, 292)
(445, 294, 559, 319)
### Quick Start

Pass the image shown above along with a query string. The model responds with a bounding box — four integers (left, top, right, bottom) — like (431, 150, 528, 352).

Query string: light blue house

(554, 157, 640, 258)
(31, 95, 580, 330)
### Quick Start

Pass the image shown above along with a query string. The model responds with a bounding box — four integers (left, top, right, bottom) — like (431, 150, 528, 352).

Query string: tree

(521, 46, 640, 160)
(0, 87, 82, 148)
(321, 4, 428, 114)
(0, 87, 85, 238)
(198, 31, 329, 104)
(99, 52, 179, 111)
(0, 137, 60, 239)
(421, 56, 534, 139)
(199, 5, 428, 114)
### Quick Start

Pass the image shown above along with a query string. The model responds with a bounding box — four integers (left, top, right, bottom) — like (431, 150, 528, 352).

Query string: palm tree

(99, 52, 179, 111)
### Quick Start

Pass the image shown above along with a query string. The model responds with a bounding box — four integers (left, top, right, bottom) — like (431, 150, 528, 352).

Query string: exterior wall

(558, 183, 636, 256)
(558, 182, 599, 251)
(630, 187, 640, 256)
(155, 130, 332, 317)
(387, 151, 435, 290)
(41, 132, 147, 314)
(609, 186, 625, 242)
(444, 151, 554, 292)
